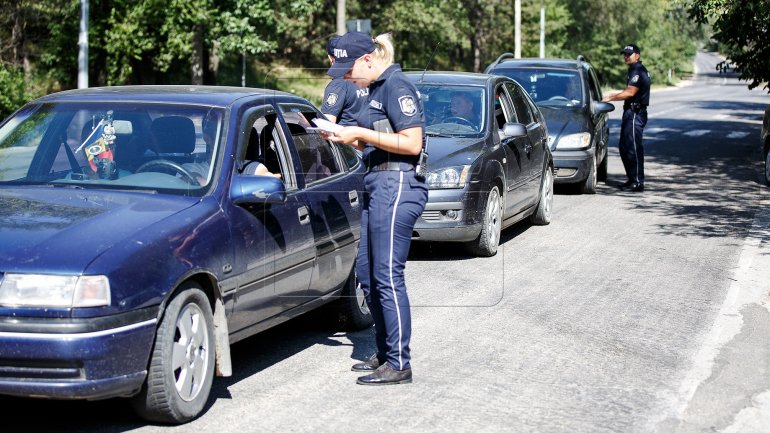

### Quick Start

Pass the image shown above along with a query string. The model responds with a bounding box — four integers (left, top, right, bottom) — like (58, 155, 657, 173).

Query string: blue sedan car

(0, 86, 371, 423)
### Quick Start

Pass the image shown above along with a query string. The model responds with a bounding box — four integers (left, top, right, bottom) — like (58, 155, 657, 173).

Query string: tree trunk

(191, 24, 204, 85)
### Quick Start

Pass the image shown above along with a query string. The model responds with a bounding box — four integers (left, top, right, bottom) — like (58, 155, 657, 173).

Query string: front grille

(421, 210, 442, 221)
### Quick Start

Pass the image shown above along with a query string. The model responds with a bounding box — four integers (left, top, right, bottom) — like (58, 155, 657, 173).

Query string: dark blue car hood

(426, 136, 486, 168)
(538, 106, 589, 149)
(0, 188, 197, 274)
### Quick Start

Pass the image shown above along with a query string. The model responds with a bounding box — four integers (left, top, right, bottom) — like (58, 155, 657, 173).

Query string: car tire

(597, 150, 608, 182)
(530, 166, 553, 225)
(764, 146, 770, 186)
(332, 269, 373, 331)
(581, 155, 598, 194)
(131, 283, 215, 424)
(467, 185, 502, 257)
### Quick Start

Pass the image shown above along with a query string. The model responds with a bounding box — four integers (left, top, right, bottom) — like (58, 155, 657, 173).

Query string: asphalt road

(3, 50, 769, 433)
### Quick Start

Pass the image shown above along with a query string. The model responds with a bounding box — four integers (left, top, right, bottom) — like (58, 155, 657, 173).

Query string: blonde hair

(371, 33, 395, 67)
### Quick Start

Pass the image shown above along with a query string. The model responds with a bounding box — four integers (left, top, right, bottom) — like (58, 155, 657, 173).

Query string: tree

(687, 0, 770, 92)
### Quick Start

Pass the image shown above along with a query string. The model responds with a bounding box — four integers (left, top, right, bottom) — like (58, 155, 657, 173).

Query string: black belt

(368, 162, 415, 172)
(624, 103, 648, 111)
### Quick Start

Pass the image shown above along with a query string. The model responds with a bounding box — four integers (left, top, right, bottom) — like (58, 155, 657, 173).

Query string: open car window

(0, 102, 225, 195)
(278, 103, 343, 185)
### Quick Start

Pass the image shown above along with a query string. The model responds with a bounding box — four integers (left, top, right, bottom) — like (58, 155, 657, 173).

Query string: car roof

(404, 71, 498, 87)
(34, 85, 297, 107)
(487, 57, 591, 73)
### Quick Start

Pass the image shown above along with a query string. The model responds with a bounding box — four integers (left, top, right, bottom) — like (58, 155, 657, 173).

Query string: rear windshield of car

(494, 68, 584, 107)
(414, 84, 487, 138)
(0, 102, 225, 195)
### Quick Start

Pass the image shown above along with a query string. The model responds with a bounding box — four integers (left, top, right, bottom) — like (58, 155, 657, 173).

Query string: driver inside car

(446, 92, 480, 130)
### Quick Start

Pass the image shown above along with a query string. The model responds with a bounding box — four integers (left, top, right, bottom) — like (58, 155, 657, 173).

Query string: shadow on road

(603, 99, 769, 244)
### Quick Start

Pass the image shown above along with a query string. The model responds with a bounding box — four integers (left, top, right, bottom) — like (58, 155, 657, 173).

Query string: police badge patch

(630, 75, 640, 84)
(326, 93, 339, 107)
(398, 96, 417, 116)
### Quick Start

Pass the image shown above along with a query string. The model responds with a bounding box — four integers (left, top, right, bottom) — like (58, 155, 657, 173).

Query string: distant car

(760, 105, 770, 186)
(0, 86, 371, 423)
(485, 54, 615, 194)
(406, 72, 553, 257)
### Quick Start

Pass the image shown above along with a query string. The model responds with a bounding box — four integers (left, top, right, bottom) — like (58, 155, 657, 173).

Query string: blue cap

(620, 44, 640, 54)
(327, 32, 376, 78)
(326, 35, 341, 56)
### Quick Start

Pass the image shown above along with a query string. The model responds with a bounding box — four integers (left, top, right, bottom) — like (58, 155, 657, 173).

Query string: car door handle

(348, 190, 359, 207)
(298, 206, 310, 225)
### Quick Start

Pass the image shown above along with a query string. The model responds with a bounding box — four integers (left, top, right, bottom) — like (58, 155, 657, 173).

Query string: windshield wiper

(425, 131, 453, 138)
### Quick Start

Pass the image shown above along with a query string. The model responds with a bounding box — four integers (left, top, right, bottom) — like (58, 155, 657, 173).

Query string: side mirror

(231, 174, 286, 205)
(592, 101, 615, 115)
(501, 122, 528, 139)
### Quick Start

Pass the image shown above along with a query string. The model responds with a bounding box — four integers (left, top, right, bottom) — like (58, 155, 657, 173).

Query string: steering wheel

(547, 96, 570, 102)
(135, 159, 199, 185)
(444, 116, 475, 128)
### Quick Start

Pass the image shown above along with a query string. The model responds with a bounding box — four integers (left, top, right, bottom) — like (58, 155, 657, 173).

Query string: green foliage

(0, 66, 28, 120)
(688, 0, 770, 92)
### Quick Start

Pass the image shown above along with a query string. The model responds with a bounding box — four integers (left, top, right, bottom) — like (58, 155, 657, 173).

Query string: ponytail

(372, 33, 395, 67)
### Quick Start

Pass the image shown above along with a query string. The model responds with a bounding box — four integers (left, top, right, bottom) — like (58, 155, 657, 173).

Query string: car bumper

(552, 148, 594, 183)
(413, 187, 484, 242)
(0, 307, 157, 400)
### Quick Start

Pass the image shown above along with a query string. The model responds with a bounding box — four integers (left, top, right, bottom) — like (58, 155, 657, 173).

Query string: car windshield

(0, 102, 225, 195)
(495, 68, 583, 107)
(415, 84, 486, 137)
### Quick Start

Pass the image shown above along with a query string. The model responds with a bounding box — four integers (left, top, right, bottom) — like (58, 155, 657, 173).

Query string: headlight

(555, 132, 591, 150)
(0, 274, 111, 307)
(426, 165, 471, 189)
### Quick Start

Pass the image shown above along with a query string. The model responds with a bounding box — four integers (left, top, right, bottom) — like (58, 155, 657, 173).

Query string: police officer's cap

(620, 44, 641, 55)
(326, 35, 341, 56)
(327, 31, 376, 79)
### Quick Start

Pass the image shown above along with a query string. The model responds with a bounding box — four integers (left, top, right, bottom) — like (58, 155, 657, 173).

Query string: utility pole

(514, 0, 521, 58)
(78, 0, 88, 88)
(337, 0, 346, 35)
(540, 2, 545, 58)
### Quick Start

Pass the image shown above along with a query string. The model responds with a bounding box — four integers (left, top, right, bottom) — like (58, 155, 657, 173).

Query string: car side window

(240, 105, 293, 187)
(588, 68, 602, 101)
(494, 85, 517, 128)
(278, 104, 343, 184)
(506, 82, 534, 126)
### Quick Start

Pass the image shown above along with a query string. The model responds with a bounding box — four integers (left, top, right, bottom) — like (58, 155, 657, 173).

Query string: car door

(493, 83, 531, 216)
(227, 105, 316, 334)
(506, 81, 546, 207)
(588, 67, 609, 161)
(278, 103, 361, 300)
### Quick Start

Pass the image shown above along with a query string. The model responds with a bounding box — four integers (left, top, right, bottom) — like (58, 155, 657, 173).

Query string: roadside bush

(0, 66, 28, 121)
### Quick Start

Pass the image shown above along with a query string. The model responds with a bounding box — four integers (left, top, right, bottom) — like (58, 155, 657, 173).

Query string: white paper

(311, 118, 343, 134)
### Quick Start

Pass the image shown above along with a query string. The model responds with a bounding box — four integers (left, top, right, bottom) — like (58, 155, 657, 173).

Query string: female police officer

(326, 31, 427, 385)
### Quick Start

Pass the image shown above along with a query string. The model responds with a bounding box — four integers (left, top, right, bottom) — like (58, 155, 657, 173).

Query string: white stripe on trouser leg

(632, 112, 639, 183)
(389, 171, 405, 370)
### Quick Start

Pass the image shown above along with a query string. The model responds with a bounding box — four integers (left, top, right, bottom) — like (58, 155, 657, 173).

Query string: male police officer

(603, 44, 650, 192)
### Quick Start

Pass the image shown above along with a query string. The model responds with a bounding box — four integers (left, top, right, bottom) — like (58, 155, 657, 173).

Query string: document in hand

(311, 118, 344, 134)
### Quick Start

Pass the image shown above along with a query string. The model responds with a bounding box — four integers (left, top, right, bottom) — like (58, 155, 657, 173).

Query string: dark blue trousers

(619, 108, 647, 184)
(356, 170, 428, 371)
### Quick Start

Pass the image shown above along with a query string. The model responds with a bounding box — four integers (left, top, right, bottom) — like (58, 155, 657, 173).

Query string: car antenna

(420, 42, 441, 83)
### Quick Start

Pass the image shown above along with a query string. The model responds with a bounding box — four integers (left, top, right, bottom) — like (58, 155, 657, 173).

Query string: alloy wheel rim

(355, 282, 370, 315)
(544, 169, 553, 217)
(172, 303, 210, 402)
(488, 189, 501, 247)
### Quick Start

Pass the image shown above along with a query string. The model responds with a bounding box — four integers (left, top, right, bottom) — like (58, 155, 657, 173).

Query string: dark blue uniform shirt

(359, 64, 424, 166)
(627, 62, 651, 106)
(322, 78, 365, 126)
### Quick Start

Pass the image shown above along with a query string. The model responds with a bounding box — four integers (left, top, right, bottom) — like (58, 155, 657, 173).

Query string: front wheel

(331, 269, 373, 331)
(530, 166, 553, 225)
(132, 284, 215, 424)
(581, 155, 598, 194)
(466, 185, 502, 257)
